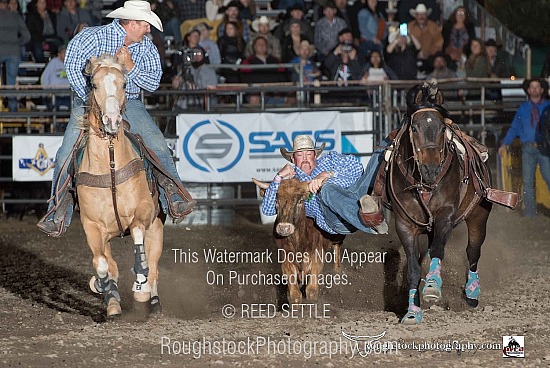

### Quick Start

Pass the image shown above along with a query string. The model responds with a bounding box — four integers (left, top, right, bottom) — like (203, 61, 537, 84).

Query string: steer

(253, 178, 344, 304)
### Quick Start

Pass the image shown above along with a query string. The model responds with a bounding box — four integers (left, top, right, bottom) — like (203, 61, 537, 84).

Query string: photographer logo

(502, 336, 524, 358)
(183, 119, 244, 172)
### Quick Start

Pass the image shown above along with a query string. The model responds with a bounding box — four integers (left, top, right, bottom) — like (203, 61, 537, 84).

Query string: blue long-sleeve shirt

(65, 19, 162, 101)
(502, 99, 550, 145)
(261, 151, 364, 234)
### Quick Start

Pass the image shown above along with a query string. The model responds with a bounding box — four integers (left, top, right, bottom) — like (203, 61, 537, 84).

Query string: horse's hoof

(465, 297, 479, 308)
(89, 276, 99, 294)
(422, 284, 442, 303)
(106, 298, 122, 317)
(151, 296, 162, 314)
(400, 310, 423, 324)
(133, 292, 151, 303)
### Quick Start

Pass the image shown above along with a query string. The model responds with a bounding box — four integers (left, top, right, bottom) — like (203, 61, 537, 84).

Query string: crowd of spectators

(0, 0, 521, 110)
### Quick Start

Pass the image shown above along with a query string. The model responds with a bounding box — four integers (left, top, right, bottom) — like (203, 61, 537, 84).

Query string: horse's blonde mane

(95, 53, 126, 74)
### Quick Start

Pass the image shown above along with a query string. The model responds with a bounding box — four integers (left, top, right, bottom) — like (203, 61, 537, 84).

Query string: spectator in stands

(485, 38, 514, 78)
(0, 0, 30, 111)
(40, 44, 70, 111)
(26, 0, 63, 63)
(361, 50, 397, 82)
(177, 0, 206, 21)
(348, 0, 365, 43)
(464, 38, 489, 78)
(247, 15, 281, 59)
(289, 39, 319, 84)
(195, 22, 221, 64)
(276, 0, 304, 11)
(217, 20, 245, 83)
(334, 0, 353, 31)
(397, 0, 440, 24)
(426, 51, 456, 79)
(274, 5, 313, 45)
(8, 0, 21, 14)
(314, 2, 347, 61)
(217, 1, 250, 42)
(237, 0, 255, 21)
(281, 19, 309, 63)
(442, 6, 475, 72)
(240, 36, 288, 104)
(407, 3, 443, 76)
(150, 0, 182, 46)
(172, 30, 217, 109)
(324, 28, 366, 70)
(323, 36, 364, 84)
(206, 0, 228, 21)
(79, 0, 102, 25)
(56, 0, 93, 43)
(357, 0, 386, 57)
(499, 78, 550, 217)
(385, 28, 420, 80)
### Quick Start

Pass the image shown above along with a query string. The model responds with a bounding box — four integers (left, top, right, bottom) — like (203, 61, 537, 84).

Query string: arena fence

(0, 74, 529, 223)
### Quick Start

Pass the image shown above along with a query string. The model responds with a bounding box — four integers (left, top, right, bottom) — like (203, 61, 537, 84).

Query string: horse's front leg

(396, 219, 423, 324)
(84, 224, 122, 317)
(144, 216, 164, 313)
(464, 200, 492, 307)
(422, 214, 454, 303)
(130, 225, 151, 303)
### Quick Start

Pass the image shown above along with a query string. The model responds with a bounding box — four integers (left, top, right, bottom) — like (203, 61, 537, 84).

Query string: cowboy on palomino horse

(79, 54, 166, 316)
(37, 0, 196, 237)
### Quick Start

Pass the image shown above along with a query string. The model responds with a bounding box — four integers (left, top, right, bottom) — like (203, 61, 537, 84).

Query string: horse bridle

(88, 66, 127, 139)
(388, 108, 456, 230)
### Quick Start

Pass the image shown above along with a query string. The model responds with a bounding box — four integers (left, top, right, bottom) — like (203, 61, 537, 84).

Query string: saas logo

(18, 143, 55, 175)
(183, 119, 244, 172)
(502, 336, 524, 358)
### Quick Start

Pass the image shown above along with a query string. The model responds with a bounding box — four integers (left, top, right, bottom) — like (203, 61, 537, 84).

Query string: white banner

(176, 112, 342, 182)
(12, 136, 63, 181)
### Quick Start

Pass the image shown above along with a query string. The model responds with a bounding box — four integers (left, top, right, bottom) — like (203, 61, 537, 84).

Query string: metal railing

(0, 78, 527, 214)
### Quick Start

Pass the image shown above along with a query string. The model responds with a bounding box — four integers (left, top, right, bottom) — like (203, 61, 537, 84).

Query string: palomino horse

(76, 55, 163, 317)
(385, 85, 497, 324)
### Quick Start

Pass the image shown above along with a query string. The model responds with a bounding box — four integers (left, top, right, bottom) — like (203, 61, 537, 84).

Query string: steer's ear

(252, 178, 270, 197)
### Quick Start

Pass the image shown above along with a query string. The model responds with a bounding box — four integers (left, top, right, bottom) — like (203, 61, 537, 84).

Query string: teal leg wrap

(422, 257, 442, 301)
(401, 289, 423, 324)
(465, 270, 480, 300)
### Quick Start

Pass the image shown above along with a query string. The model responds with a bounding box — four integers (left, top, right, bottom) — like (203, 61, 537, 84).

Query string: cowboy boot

(359, 194, 387, 234)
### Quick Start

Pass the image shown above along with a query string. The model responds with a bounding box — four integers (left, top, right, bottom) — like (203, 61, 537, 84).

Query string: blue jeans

(0, 55, 21, 111)
(522, 144, 550, 217)
(318, 139, 387, 234)
(48, 96, 183, 224)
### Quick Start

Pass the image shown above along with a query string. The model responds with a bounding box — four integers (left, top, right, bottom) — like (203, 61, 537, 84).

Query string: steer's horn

(252, 178, 270, 197)
(252, 178, 270, 189)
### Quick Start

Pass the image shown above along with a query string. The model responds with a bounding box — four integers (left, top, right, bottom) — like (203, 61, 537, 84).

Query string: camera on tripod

(180, 47, 204, 65)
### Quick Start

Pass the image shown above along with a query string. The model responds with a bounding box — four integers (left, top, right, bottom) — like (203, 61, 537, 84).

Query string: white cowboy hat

(409, 3, 432, 17)
(107, 1, 163, 32)
(251, 16, 278, 33)
(280, 135, 326, 162)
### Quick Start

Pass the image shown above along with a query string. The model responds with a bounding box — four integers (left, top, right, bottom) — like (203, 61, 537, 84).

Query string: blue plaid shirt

(65, 19, 162, 101)
(261, 152, 364, 234)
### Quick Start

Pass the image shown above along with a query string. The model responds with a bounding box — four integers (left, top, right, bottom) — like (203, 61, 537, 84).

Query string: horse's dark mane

(406, 84, 449, 119)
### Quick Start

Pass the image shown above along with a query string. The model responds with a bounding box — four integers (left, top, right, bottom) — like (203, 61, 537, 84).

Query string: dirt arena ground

(0, 205, 548, 367)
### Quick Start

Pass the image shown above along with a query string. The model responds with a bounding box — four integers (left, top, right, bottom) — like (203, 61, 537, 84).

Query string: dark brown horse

(386, 85, 494, 324)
